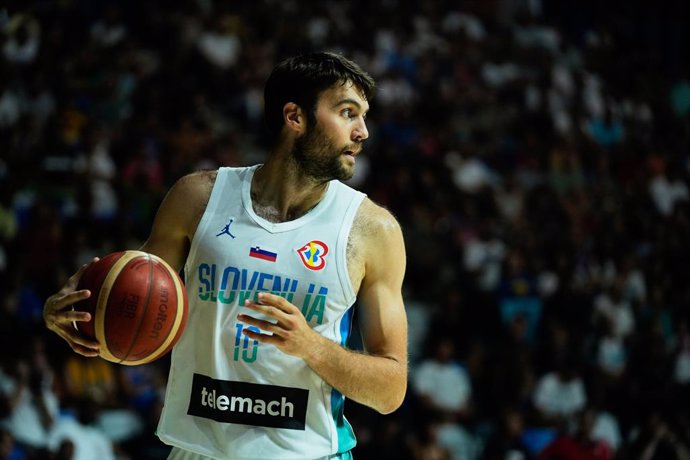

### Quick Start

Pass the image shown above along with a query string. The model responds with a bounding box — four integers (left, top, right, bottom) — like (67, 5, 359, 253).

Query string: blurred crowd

(1, 1, 689, 459)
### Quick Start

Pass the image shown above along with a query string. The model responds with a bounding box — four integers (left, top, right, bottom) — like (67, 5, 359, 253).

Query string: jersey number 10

(234, 322, 260, 363)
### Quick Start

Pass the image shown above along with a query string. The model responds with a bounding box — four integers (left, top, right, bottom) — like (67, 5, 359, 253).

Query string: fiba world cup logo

(297, 241, 329, 271)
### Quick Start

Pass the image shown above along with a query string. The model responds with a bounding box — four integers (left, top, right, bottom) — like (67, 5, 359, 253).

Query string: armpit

(346, 205, 368, 294)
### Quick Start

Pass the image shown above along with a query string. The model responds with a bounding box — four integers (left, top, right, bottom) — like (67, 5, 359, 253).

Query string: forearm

(240, 292, 408, 414)
(303, 334, 407, 414)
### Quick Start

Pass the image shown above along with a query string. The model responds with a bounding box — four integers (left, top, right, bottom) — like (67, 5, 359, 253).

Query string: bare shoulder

(353, 197, 404, 240)
(143, 169, 219, 268)
(347, 198, 405, 290)
(162, 169, 218, 236)
(174, 169, 217, 198)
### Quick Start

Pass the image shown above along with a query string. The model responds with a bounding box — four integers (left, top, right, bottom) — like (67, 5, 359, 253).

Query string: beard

(291, 123, 358, 182)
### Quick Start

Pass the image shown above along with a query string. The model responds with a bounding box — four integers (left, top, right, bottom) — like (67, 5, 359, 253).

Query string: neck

(250, 154, 330, 223)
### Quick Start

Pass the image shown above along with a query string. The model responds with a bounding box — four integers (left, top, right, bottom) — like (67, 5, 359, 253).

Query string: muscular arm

(140, 171, 214, 271)
(308, 201, 407, 413)
(242, 200, 408, 414)
(43, 170, 214, 356)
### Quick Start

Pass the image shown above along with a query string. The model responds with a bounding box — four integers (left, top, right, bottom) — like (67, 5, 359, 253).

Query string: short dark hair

(263, 52, 375, 144)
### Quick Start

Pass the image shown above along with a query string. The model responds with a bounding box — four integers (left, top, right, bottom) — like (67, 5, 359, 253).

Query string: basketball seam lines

(123, 254, 156, 363)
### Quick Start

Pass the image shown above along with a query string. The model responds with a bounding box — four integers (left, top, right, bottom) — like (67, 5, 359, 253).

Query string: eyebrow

(333, 98, 368, 112)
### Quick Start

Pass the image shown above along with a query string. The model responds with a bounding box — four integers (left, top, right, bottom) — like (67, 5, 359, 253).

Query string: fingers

(238, 313, 282, 337)
(241, 292, 307, 333)
(240, 294, 304, 348)
(44, 292, 91, 334)
(45, 262, 96, 324)
(55, 327, 100, 356)
(253, 292, 296, 313)
(240, 294, 319, 358)
(69, 344, 101, 358)
(65, 257, 99, 290)
(67, 336, 100, 357)
(242, 305, 280, 326)
(63, 329, 99, 349)
(49, 289, 92, 312)
(68, 333, 100, 351)
(243, 293, 296, 319)
(242, 302, 288, 324)
(241, 326, 284, 346)
(61, 310, 92, 323)
(43, 258, 103, 359)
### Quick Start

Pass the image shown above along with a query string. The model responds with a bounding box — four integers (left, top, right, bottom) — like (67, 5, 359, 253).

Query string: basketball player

(43, 52, 408, 460)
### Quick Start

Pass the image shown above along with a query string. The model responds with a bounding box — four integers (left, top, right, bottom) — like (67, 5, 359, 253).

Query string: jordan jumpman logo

(216, 219, 236, 238)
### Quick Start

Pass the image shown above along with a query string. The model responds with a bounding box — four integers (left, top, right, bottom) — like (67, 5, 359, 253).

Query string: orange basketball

(74, 250, 188, 365)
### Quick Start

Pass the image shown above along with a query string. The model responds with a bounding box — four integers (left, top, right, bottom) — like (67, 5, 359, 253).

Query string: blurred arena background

(1, 1, 689, 459)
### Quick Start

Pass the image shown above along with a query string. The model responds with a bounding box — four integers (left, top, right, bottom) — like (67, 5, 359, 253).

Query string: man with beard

(43, 52, 408, 460)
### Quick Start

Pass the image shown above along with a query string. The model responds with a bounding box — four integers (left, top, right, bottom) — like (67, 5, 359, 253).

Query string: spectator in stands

(412, 335, 473, 423)
(0, 2, 688, 458)
(537, 407, 613, 460)
(411, 335, 479, 460)
(0, 339, 59, 457)
(532, 355, 587, 428)
(482, 407, 533, 459)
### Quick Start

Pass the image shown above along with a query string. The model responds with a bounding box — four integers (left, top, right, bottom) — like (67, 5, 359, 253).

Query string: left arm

(240, 203, 408, 414)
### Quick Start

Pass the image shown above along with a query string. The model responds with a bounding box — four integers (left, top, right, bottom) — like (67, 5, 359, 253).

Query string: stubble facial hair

(291, 123, 355, 183)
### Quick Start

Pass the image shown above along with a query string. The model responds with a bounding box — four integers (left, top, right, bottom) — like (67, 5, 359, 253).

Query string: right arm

(139, 170, 215, 271)
(43, 171, 215, 356)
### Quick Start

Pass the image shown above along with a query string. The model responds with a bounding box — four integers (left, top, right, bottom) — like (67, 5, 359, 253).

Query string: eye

(341, 108, 353, 119)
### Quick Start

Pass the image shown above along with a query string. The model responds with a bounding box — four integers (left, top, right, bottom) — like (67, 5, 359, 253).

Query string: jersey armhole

(335, 189, 366, 307)
(184, 167, 228, 280)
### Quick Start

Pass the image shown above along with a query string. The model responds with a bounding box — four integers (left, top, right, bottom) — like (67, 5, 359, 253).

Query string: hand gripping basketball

(44, 258, 102, 357)
(44, 251, 189, 365)
(73, 250, 189, 365)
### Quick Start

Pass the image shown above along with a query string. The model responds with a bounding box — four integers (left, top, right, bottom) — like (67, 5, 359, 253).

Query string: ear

(283, 102, 307, 135)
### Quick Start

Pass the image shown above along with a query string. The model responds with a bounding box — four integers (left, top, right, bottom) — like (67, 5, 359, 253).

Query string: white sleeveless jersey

(156, 165, 366, 460)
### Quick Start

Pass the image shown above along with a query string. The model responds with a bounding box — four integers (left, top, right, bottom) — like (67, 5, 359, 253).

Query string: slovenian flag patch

(249, 246, 278, 262)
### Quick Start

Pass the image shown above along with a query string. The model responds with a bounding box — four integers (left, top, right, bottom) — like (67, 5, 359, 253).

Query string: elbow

(377, 400, 402, 415)
(376, 381, 407, 415)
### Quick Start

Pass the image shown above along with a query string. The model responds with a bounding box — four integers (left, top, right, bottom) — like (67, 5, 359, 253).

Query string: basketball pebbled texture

(75, 250, 188, 365)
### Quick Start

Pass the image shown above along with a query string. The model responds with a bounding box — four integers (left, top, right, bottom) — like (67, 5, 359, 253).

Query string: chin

(336, 165, 355, 182)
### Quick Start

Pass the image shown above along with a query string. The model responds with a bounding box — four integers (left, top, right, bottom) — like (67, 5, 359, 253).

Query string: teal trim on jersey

(339, 304, 353, 347)
(331, 306, 357, 453)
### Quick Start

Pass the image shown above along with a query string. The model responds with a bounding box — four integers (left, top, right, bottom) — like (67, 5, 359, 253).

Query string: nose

(353, 118, 369, 142)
